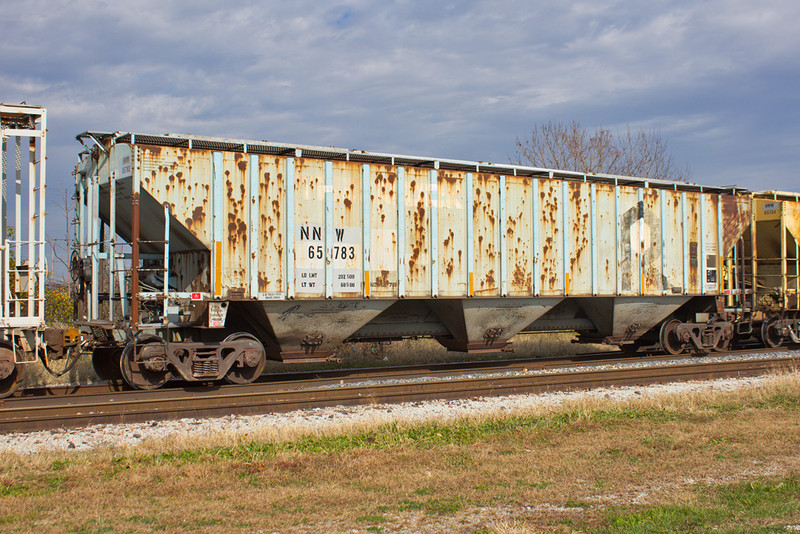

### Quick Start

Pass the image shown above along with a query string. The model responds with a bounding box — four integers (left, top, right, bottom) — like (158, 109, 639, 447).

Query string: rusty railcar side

(72, 132, 756, 388)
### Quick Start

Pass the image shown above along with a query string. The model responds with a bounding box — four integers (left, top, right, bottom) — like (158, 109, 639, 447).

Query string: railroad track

(1, 349, 798, 434)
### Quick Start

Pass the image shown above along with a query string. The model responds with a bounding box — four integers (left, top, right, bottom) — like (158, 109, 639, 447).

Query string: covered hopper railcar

(66, 131, 782, 391)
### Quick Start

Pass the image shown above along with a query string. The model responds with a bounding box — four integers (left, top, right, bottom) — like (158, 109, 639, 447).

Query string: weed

(50, 458, 70, 471)
(400, 496, 464, 515)
(604, 474, 800, 534)
(0, 483, 28, 497)
(356, 514, 386, 523)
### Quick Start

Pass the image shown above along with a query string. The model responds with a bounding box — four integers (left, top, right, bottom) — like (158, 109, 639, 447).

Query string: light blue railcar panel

(532, 178, 540, 296)
(324, 161, 333, 298)
(286, 157, 296, 298)
(638, 187, 644, 295)
(700, 193, 706, 294)
(591, 182, 597, 295)
(248, 154, 259, 297)
(615, 184, 621, 295)
(499, 174, 507, 296)
(682, 191, 688, 295)
(562, 180, 569, 295)
(430, 167, 438, 297)
(212, 151, 223, 297)
(362, 164, 371, 297)
(660, 190, 667, 294)
(466, 172, 474, 296)
(397, 166, 406, 298)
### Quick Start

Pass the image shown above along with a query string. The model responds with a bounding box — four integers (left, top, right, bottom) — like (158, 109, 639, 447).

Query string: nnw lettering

(299, 226, 322, 241)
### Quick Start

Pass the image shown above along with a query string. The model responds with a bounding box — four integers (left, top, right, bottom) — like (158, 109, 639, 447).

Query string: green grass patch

(0, 483, 28, 497)
(110, 404, 695, 469)
(603, 474, 800, 534)
(399, 496, 464, 515)
(356, 514, 387, 523)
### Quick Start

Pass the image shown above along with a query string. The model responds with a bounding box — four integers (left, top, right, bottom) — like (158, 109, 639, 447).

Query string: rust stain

(442, 172, 458, 185)
(374, 270, 391, 288)
(720, 195, 752, 255)
(512, 263, 527, 287)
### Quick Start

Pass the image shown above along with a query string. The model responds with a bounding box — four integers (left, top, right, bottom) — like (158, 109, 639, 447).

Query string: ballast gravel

(0, 372, 779, 456)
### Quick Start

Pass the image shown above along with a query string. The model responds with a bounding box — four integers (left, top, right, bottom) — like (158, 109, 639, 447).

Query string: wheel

(223, 332, 266, 385)
(92, 347, 123, 381)
(659, 319, 685, 355)
(120, 336, 170, 390)
(0, 342, 24, 398)
(761, 316, 784, 348)
(713, 334, 731, 352)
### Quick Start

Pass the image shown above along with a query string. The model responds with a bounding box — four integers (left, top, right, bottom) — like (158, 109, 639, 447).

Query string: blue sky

(3, 0, 799, 216)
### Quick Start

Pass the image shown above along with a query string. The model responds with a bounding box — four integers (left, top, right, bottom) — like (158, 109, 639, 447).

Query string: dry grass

(2, 371, 799, 532)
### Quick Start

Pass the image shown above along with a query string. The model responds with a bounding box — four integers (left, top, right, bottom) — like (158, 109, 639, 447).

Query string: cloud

(1, 0, 797, 191)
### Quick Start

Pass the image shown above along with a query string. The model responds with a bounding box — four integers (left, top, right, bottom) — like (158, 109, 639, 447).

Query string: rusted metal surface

(72, 131, 766, 365)
(222, 152, 249, 291)
(139, 145, 213, 248)
(293, 157, 325, 298)
(595, 184, 617, 295)
(505, 176, 533, 296)
(404, 167, 430, 296)
(784, 199, 800, 244)
(568, 181, 591, 294)
(473, 173, 500, 296)
(257, 156, 285, 296)
(437, 170, 467, 296)
(331, 160, 362, 298)
(538, 177, 563, 295)
(685, 191, 701, 295)
(721, 195, 752, 255)
(96, 136, 755, 304)
(663, 190, 684, 294)
(368, 166, 398, 298)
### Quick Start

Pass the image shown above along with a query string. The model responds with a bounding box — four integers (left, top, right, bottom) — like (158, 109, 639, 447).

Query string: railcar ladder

(0, 104, 47, 359)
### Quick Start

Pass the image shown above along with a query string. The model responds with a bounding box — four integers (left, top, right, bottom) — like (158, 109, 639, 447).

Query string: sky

(2, 0, 799, 264)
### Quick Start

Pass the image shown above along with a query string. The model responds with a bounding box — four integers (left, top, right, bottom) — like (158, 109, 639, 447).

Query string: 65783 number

(307, 245, 355, 260)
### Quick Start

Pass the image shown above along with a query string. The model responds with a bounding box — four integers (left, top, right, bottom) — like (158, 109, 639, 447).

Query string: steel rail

(2, 352, 797, 434)
(9, 345, 783, 400)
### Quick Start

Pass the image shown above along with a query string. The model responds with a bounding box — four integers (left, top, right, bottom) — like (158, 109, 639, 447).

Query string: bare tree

(513, 120, 690, 182)
(46, 186, 73, 282)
